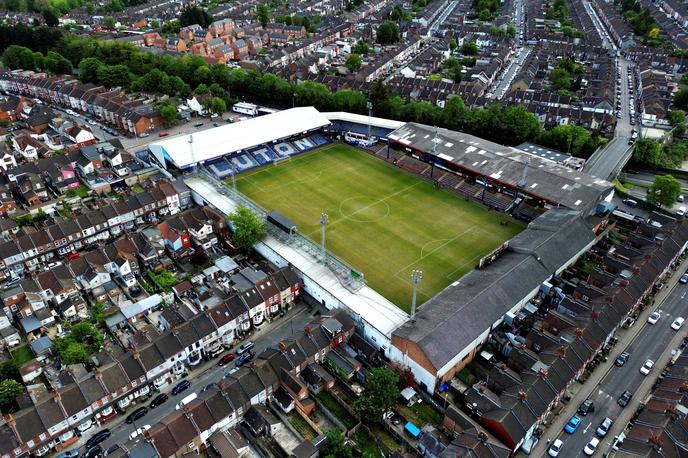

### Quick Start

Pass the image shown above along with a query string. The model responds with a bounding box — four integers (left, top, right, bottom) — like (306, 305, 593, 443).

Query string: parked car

(125, 406, 148, 424)
(236, 340, 254, 355)
(103, 444, 121, 456)
(85, 429, 111, 448)
(615, 351, 629, 367)
(217, 353, 236, 366)
(55, 450, 79, 458)
(548, 438, 563, 457)
(82, 445, 103, 458)
(681, 274, 688, 284)
(564, 415, 581, 434)
(158, 132, 169, 137)
(584, 437, 600, 456)
(671, 317, 685, 330)
(194, 122, 204, 128)
(171, 380, 191, 395)
(149, 393, 168, 409)
(578, 399, 595, 416)
(129, 424, 151, 441)
(618, 390, 633, 407)
(622, 198, 638, 207)
(596, 417, 613, 437)
(236, 350, 255, 367)
(640, 359, 654, 375)
(647, 312, 661, 324)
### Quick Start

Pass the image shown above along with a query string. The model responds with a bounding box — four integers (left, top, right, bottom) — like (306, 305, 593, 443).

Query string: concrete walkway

(526, 254, 688, 457)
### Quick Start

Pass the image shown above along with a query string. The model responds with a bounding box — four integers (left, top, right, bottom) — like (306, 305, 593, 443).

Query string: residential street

(527, 255, 688, 457)
(69, 304, 316, 455)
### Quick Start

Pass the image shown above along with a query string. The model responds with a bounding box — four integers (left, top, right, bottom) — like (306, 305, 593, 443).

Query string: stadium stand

(206, 157, 234, 179)
(249, 145, 279, 165)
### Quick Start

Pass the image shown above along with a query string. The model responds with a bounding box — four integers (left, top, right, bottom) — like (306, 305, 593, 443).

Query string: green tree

(180, 6, 214, 28)
(346, 53, 362, 72)
(78, 57, 103, 83)
(228, 205, 267, 251)
(0, 361, 20, 383)
(674, 89, 688, 111)
(44, 51, 72, 74)
(551, 67, 572, 91)
(448, 38, 457, 52)
(670, 110, 685, 127)
(70, 322, 104, 351)
(90, 301, 105, 327)
(648, 175, 682, 208)
(500, 105, 541, 146)
(323, 430, 353, 458)
(377, 21, 400, 45)
(256, 3, 270, 27)
(161, 19, 181, 34)
(352, 41, 370, 55)
(460, 41, 479, 55)
(0, 379, 25, 410)
(442, 56, 462, 83)
(97, 64, 132, 87)
(160, 103, 178, 125)
(103, 16, 116, 29)
(390, 5, 409, 21)
(489, 25, 499, 36)
(205, 96, 226, 115)
(42, 9, 59, 27)
(633, 138, 662, 168)
(353, 367, 400, 421)
(60, 342, 89, 365)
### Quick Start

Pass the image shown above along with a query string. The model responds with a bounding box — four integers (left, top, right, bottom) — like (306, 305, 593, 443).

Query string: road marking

(583, 422, 591, 434)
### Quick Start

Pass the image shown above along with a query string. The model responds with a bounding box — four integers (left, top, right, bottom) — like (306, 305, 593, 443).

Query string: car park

(618, 390, 632, 407)
(172, 379, 191, 395)
(615, 351, 629, 366)
(584, 437, 600, 456)
(149, 393, 168, 408)
(578, 399, 595, 416)
(564, 415, 581, 433)
(640, 359, 654, 375)
(648, 312, 661, 324)
(125, 406, 148, 424)
(596, 417, 613, 437)
(85, 429, 111, 448)
(548, 438, 563, 457)
(671, 317, 685, 330)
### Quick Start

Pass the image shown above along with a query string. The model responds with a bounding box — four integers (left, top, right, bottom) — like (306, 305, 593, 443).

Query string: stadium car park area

(235, 143, 523, 310)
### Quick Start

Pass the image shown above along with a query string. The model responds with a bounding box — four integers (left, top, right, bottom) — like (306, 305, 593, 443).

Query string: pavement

(65, 303, 317, 456)
(526, 253, 688, 458)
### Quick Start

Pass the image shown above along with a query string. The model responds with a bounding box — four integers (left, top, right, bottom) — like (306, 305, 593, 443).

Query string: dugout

(267, 211, 297, 235)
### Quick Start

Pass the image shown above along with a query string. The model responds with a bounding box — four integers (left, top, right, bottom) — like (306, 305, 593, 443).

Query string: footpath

(527, 254, 688, 457)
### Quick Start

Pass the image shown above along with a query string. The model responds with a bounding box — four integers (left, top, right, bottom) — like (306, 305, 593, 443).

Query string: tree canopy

(633, 138, 662, 168)
(229, 206, 267, 251)
(346, 53, 362, 72)
(179, 6, 213, 28)
(353, 367, 400, 421)
(377, 21, 399, 45)
(256, 4, 269, 28)
(0, 379, 25, 412)
(647, 175, 682, 208)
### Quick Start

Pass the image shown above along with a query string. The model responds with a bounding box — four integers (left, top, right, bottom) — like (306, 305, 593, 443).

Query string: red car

(66, 253, 80, 261)
(158, 132, 169, 137)
(217, 353, 235, 366)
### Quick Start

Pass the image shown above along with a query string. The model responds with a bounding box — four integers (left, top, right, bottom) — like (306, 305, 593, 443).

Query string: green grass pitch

(235, 144, 524, 312)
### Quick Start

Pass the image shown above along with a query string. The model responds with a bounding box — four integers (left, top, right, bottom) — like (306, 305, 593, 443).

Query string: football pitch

(235, 144, 523, 311)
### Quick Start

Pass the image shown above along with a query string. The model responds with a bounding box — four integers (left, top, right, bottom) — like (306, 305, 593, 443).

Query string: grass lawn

(288, 414, 317, 441)
(397, 401, 443, 427)
(11, 345, 33, 364)
(353, 428, 382, 457)
(236, 144, 523, 310)
(315, 391, 357, 429)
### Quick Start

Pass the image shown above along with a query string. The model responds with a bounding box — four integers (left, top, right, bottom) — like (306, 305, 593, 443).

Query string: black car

(171, 379, 191, 395)
(615, 352, 629, 367)
(618, 390, 632, 407)
(125, 406, 148, 424)
(150, 393, 168, 409)
(82, 445, 102, 458)
(578, 399, 595, 416)
(85, 429, 111, 448)
(103, 444, 120, 456)
(235, 350, 254, 367)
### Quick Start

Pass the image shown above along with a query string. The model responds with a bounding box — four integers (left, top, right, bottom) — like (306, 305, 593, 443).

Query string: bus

(232, 102, 258, 116)
(344, 131, 377, 148)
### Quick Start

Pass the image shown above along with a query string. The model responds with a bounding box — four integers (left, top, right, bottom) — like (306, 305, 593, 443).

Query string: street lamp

(410, 269, 423, 322)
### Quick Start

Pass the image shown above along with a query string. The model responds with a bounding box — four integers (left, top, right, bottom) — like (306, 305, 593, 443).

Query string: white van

(677, 206, 687, 217)
(176, 392, 197, 410)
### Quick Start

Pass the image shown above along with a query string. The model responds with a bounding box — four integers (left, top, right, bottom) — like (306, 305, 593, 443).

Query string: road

(548, 279, 688, 457)
(488, 0, 530, 99)
(427, 0, 459, 37)
(70, 305, 315, 455)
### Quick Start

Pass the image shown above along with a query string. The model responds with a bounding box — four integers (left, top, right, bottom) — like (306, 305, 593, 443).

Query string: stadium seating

(273, 141, 298, 157)
(249, 146, 279, 165)
(207, 157, 234, 179)
(230, 153, 258, 172)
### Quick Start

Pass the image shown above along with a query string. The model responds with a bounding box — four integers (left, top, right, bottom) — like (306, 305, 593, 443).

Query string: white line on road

(583, 422, 591, 434)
